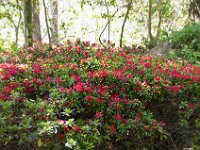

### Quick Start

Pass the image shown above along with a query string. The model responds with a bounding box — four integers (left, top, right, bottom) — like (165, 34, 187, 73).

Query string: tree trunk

(148, 0, 153, 44)
(42, 0, 51, 47)
(51, 0, 58, 44)
(156, 10, 162, 39)
(33, 0, 42, 43)
(119, 0, 133, 47)
(23, 0, 33, 46)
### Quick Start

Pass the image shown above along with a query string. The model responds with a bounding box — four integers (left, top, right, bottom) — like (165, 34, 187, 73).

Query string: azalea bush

(0, 39, 200, 149)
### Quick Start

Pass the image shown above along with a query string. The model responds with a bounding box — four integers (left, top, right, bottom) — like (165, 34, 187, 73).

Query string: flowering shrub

(0, 39, 200, 149)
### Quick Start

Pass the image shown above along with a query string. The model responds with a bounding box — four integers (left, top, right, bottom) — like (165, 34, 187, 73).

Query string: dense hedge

(0, 39, 200, 149)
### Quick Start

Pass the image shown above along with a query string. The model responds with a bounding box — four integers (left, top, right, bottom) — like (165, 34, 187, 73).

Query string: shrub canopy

(0, 40, 200, 149)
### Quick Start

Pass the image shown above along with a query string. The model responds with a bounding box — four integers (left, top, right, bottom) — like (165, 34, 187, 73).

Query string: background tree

(33, 0, 42, 43)
(42, 0, 51, 47)
(50, 0, 58, 44)
(23, 0, 33, 46)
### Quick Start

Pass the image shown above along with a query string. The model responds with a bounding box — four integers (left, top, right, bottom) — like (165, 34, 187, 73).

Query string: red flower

(154, 77, 161, 82)
(127, 73, 133, 78)
(152, 120, 158, 126)
(64, 126, 70, 132)
(95, 111, 102, 119)
(2, 74, 10, 80)
(71, 74, 80, 82)
(99, 70, 108, 78)
(33, 78, 38, 83)
(18, 68, 25, 73)
(167, 85, 179, 94)
(114, 114, 121, 120)
(97, 86, 108, 95)
(32, 63, 41, 74)
(39, 108, 44, 113)
(1, 87, 11, 94)
(96, 98, 104, 103)
(85, 120, 90, 125)
(121, 118, 127, 125)
(56, 133, 65, 140)
(72, 125, 81, 132)
(73, 82, 84, 92)
(114, 105, 120, 110)
(113, 97, 120, 103)
(85, 96, 93, 102)
(84, 84, 94, 93)
(122, 99, 129, 104)
(144, 62, 152, 68)
(109, 125, 116, 134)
(188, 103, 195, 110)
(148, 125, 152, 132)
(139, 113, 143, 117)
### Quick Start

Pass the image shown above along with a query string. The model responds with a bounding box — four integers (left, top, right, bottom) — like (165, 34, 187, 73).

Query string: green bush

(170, 23, 200, 65)
(171, 23, 200, 51)
(0, 40, 200, 149)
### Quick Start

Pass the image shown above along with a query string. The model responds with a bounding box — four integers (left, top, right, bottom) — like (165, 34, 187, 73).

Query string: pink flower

(55, 120, 65, 125)
(135, 117, 140, 123)
(55, 77, 62, 83)
(47, 77, 52, 82)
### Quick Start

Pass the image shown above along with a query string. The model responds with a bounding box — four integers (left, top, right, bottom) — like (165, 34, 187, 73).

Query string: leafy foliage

(170, 23, 200, 65)
(171, 23, 200, 51)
